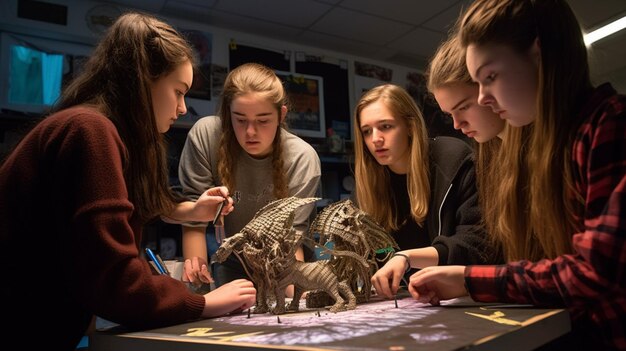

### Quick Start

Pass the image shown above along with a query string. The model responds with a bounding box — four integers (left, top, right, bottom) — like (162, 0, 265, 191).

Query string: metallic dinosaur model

(212, 197, 397, 314)
(308, 199, 398, 304)
(212, 197, 320, 314)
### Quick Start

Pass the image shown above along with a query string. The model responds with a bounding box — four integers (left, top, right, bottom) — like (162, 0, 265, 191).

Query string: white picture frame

(275, 71, 326, 138)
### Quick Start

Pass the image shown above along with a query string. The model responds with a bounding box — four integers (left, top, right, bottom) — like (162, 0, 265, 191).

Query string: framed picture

(276, 71, 326, 138)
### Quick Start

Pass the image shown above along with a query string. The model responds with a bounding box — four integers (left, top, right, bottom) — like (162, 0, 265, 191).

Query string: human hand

(193, 186, 234, 222)
(182, 257, 213, 286)
(201, 279, 256, 318)
(408, 265, 468, 305)
(283, 284, 308, 299)
(285, 284, 295, 298)
(371, 254, 409, 299)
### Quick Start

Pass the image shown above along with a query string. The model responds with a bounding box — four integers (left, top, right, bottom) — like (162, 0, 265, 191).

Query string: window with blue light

(9, 45, 63, 106)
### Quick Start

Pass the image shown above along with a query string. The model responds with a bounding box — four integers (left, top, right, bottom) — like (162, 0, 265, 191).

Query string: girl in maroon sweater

(0, 13, 255, 351)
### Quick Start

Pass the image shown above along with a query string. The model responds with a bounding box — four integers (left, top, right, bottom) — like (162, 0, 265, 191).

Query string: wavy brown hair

(460, 0, 591, 260)
(353, 84, 430, 231)
(216, 63, 288, 199)
(53, 12, 195, 222)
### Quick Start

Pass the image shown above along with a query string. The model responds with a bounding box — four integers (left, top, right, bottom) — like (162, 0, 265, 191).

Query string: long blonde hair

(353, 84, 430, 231)
(460, 0, 591, 259)
(216, 63, 289, 199)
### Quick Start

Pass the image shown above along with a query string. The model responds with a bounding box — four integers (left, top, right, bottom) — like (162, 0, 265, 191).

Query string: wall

(3, 0, 431, 256)
(0, 0, 425, 124)
(0, 0, 436, 203)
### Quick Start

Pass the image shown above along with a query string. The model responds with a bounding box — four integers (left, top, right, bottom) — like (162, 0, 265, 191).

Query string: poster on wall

(354, 74, 385, 102)
(180, 29, 212, 100)
(211, 64, 228, 98)
(296, 56, 351, 141)
(275, 71, 326, 138)
(353, 61, 393, 102)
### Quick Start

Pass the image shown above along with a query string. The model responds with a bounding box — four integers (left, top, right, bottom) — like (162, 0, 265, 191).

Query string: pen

(213, 198, 226, 226)
(148, 260, 160, 273)
(145, 247, 167, 275)
(155, 253, 170, 275)
(213, 198, 227, 243)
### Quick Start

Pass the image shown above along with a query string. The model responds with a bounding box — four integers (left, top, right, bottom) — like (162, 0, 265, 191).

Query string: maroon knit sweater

(0, 106, 204, 350)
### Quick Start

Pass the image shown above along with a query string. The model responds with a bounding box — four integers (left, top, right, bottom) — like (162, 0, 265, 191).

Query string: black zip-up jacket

(391, 136, 500, 266)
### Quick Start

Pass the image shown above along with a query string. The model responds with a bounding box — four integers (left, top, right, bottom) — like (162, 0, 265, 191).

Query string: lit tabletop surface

(90, 294, 570, 351)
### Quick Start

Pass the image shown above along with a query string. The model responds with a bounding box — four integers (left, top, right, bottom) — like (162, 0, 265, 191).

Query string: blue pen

(145, 247, 167, 275)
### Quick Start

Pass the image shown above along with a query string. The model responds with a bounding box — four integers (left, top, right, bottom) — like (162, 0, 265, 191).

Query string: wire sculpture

(212, 197, 398, 314)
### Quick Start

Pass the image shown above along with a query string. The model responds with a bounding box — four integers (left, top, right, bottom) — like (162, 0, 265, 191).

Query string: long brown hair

(216, 63, 288, 199)
(353, 84, 430, 231)
(483, 125, 535, 261)
(460, 0, 591, 259)
(54, 12, 195, 222)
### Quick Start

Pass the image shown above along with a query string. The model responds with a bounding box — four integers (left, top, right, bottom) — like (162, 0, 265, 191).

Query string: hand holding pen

(213, 198, 227, 243)
(212, 189, 241, 243)
(182, 187, 234, 288)
(192, 186, 234, 222)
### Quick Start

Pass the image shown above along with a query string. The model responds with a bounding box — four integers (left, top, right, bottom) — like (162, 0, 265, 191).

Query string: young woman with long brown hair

(0, 13, 256, 351)
(178, 63, 321, 288)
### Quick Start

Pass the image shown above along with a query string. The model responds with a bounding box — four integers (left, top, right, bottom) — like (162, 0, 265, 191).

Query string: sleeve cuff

(464, 265, 506, 303)
(432, 243, 449, 266)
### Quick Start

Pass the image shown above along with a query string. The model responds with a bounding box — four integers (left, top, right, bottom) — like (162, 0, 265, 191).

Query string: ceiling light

(584, 15, 626, 46)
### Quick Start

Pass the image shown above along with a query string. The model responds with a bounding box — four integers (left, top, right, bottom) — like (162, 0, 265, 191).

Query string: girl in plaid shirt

(407, 0, 626, 349)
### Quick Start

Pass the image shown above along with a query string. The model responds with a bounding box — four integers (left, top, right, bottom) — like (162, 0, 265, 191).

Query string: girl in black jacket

(354, 84, 500, 298)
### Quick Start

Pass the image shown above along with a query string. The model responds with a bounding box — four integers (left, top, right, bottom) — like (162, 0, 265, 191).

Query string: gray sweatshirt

(178, 115, 321, 237)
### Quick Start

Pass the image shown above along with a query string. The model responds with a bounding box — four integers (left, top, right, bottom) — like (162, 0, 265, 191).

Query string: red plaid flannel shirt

(466, 83, 626, 350)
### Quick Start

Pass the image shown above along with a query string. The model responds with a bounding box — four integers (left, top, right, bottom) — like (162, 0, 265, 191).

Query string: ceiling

(104, 0, 626, 92)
